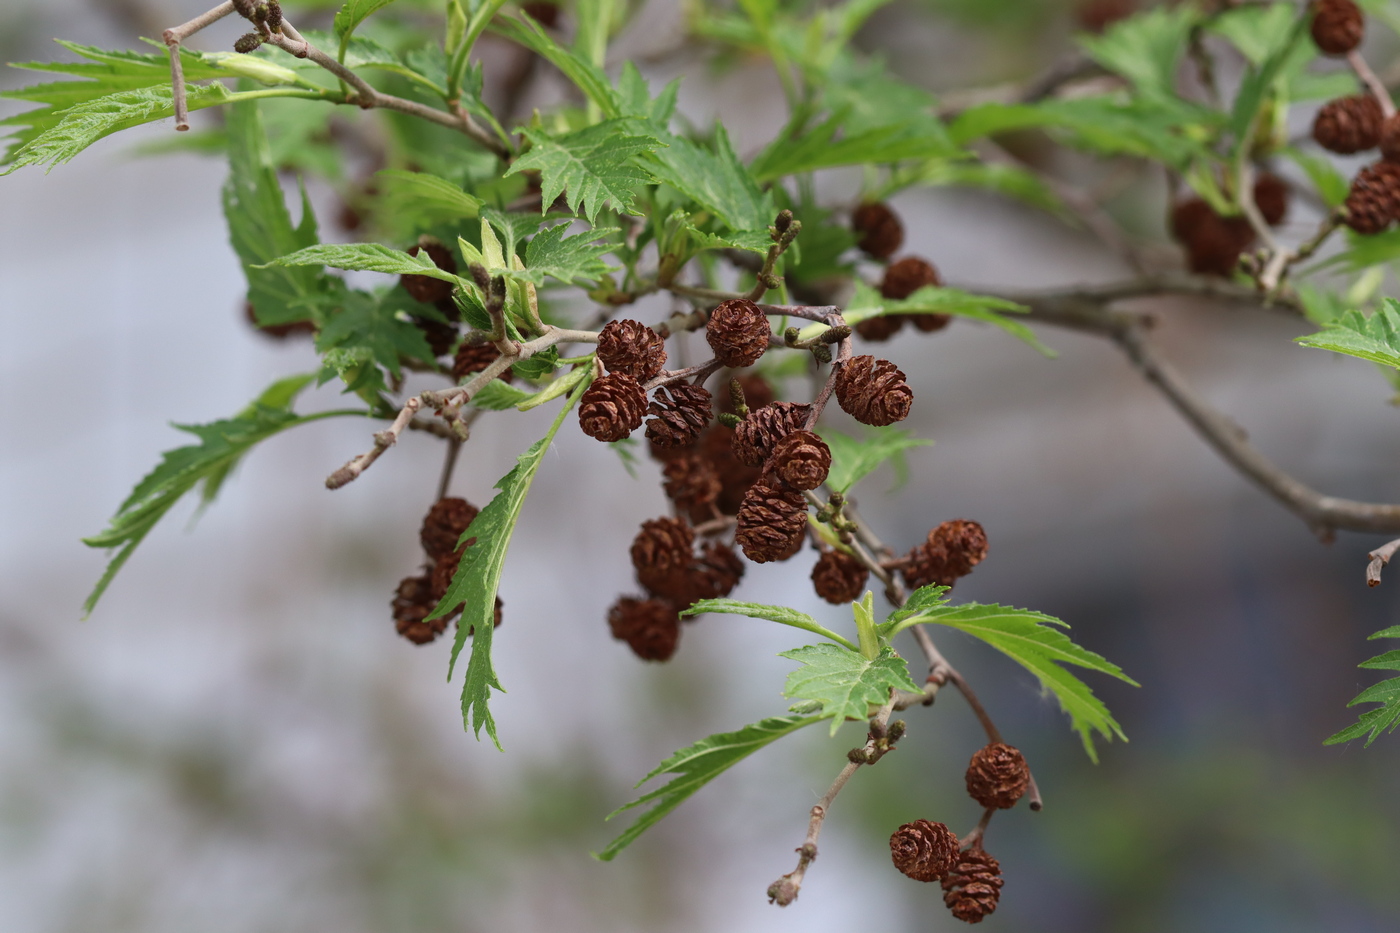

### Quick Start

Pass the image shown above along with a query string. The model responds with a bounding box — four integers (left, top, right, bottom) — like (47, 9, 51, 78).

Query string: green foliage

(780, 644, 921, 736)
(271, 242, 462, 282)
(597, 715, 821, 860)
(819, 427, 932, 494)
(374, 168, 483, 230)
(645, 126, 775, 235)
(1296, 301, 1400, 370)
(507, 122, 664, 223)
(1325, 627, 1400, 747)
(839, 282, 1053, 356)
(439, 375, 592, 748)
(334, 0, 404, 51)
(747, 111, 958, 182)
(315, 290, 439, 394)
(1078, 5, 1197, 100)
(81, 376, 366, 615)
(681, 599, 858, 651)
(519, 222, 618, 285)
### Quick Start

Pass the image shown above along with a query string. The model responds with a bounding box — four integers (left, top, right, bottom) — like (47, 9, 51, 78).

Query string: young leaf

(681, 599, 858, 651)
(645, 126, 775, 234)
(819, 426, 932, 494)
(1296, 302, 1400, 370)
(375, 168, 483, 225)
(520, 222, 617, 285)
(271, 242, 461, 282)
(333, 0, 403, 46)
(779, 644, 920, 735)
(1325, 626, 1400, 747)
(315, 289, 438, 389)
(909, 603, 1137, 761)
(438, 374, 592, 748)
(596, 714, 822, 860)
(81, 376, 366, 615)
(507, 122, 664, 223)
(880, 584, 951, 634)
(469, 379, 536, 410)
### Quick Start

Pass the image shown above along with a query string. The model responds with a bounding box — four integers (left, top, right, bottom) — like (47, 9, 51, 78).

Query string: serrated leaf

(270, 242, 461, 282)
(333, 0, 402, 41)
(780, 644, 920, 735)
(1296, 302, 1400, 370)
(881, 584, 951, 633)
(837, 281, 1054, 357)
(1325, 627, 1400, 747)
(519, 222, 616, 285)
(748, 112, 956, 182)
(681, 599, 858, 650)
(316, 289, 437, 390)
(493, 15, 620, 118)
(1281, 147, 1349, 209)
(438, 374, 592, 747)
(907, 602, 1136, 761)
(596, 714, 821, 860)
(819, 427, 932, 494)
(469, 379, 535, 410)
(507, 122, 663, 223)
(81, 376, 365, 614)
(375, 168, 483, 226)
(645, 126, 775, 234)
(616, 61, 679, 128)
(224, 99, 333, 328)
(1078, 5, 1199, 99)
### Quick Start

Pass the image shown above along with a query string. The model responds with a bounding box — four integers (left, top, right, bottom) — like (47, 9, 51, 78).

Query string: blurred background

(4, 1, 1400, 931)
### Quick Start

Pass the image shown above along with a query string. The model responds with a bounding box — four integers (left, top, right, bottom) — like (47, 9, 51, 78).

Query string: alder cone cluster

(1313, 94, 1383, 154)
(768, 430, 831, 491)
(1253, 173, 1290, 227)
(732, 400, 813, 467)
(1311, 0, 1364, 56)
(942, 849, 1004, 924)
(688, 542, 745, 602)
(392, 573, 447, 645)
(1344, 162, 1400, 234)
(630, 517, 696, 600)
(904, 519, 989, 590)
(965, 743, 1030, 810)
(578, 373, 647, 441)
(705, 298, 771, 368)
(420, 497, 479, 559)
(646, 383, 712, 448)
(852, 201, 904, 259)
(735, 481, 808, 563)
(453, 341, 513, 384)
(401, 242, 457, 304)
(835, 355, 913, 426)
(811, 550, 869, 604)
(857, 257, 949, 340)
(597, 318, 666, 380)
(889, 820, 959, 882)
(608, 597, 681, 661)
(702, 425, 765, 515)
(662, 453, 721, 520)
(1169, 198, 1254, 278)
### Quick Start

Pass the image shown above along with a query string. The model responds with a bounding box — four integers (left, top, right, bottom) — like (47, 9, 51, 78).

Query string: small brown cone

(1382, 113, 1400, 163)
(768, 430, 832, 491)
(705, 298, 772, 368)
(879, 256, 941, 300)
(401, 242, 457, 304)
(420, 497, 480, 560)
(835, 356, 913, 426)
(578, 373, 647, 442)
(732, 400, 813, 467)
(942, 849, 1004, 924)
(1311, 0, 1364, 56)
(453, 340, 514, 384)
(597, 319, 667, 380)
(965, 743, 1030, 810)
(687, 542, 746, 602)
(1344, 161, 1400, 234)
(934, 519, 989, 578)
(630, 517, 696, 600)
(852, 202, 904, 260)
(415, 316, 459, 358)
(701, 425, 764, 515)
(811, 550, 869, 604)
(1313, 94, 1383, 154)
(854, 315, 905, 342)
(521, 0, 560, 27)
(1253, 173, 1290, 227)
(735, 482, 808, 563)
(429, 549, 466, 618)
(392, 573, 448, 645)
(607, 597, 681, 661)
(646, 383, 713, 448)
(662, 453, 722, 520)
(889, 820, 959, 882)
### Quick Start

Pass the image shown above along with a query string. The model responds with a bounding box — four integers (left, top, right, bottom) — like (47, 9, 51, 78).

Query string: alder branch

(1367, 538, 1400, 586)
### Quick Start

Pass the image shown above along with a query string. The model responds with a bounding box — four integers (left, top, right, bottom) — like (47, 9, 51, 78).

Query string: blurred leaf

(469, 379, 534, 410)
(1296, 301, 1400, 369)
(493, 14, 620, 117)
(819, 427, 932, 494)
(681, 599, 858, 650)
(1078, 5, 1199, 98)
(1281, 147, 1349, 208)
(596, 714, 822, 860)
(507, 121, 664, 222)
(1325, 626, 1400, 747)
(316, 289, 438, 390)
(616, 61, 680, 128)
(376, 168, 482, 232)
(749, 111, 957, 182)
(440, 374, 592, 747)
(838, 281, 1054, 356)
(1208, 3, 1296, 65)
(898, 160, 1065, 214)
(780, 643, 920, 735)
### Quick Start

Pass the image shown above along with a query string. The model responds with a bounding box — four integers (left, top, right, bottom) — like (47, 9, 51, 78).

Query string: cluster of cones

(391, 497, 501, 645)
(851, 202, 952, 339)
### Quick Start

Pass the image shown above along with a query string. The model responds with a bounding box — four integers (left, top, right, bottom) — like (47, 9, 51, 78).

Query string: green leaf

(616, 61, 679, 128)
(520, 222, 617, 285)
(493, 15, 621, 118)
(645, 126, 775, 234)
(316, 289, 438, 390)
(224, 99, 333, 328)
(438, 373, 592, 747)
(880, 584, 951, 635)
(1325, 626, 1400, 747)
(748, 112, 957, 182)
(837, 282, 1054, 357)
(375, 168, 483, 227)
(469, 379, 536, 410)
(909, 603, 1137, 761)
(333, 0, 402, 45)
(780, 644, 920, 735)
(819, 426, 932, 494)
(596, 714, 821, 860)
(270, 242, 461, 282)
(81, 376, 365, 615)
(1296, 302, 1400, 370)
(1078, 5, 1198, 99)
(681, 599, 859, 651)
(1281, 147, 1349, 209)
(507, 122, 664, 223)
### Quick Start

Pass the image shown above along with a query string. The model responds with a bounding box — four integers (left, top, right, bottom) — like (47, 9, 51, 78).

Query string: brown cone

(852, 202, 904, 260)
(687, 542, 746, 602)
(735, 482, 808, 563)
(1253, 173, 1290, 226)
(244, 301, 314, 338)
(880, 256, 941, 300)
(646, 383, 713, 448)
(889, 820, 960, 882)
(453, 340, 514, 384)
(768, 430, 832, 491)
(420, 497, 480, 560)
(1171, 198, 1255, 277)
(965, 743, 1030, 810)
(732, 401, 813, 467)
(415, 316, 459, 358)
(521, 0, 560, 27)
(855, 314, 905, 342)
(811, 550, 869, 604)
(702, 425, 764, 515)
(1313, 94, 1383, 154)
(1382, 114, 1400, 163)
(401, 242, 457, 304)
(835, 356, 913, 426)
(1311, 0, 1364, 56)
(662, 453, 722, 520)
(934, 519, 989, 578)
(1344, 161, 1400, 234)
(630, 517, 696, 600)
(607, 596, 681, 661)
(392, 573, 448, 645)
(578, 373, 647, 442)
(597, 319, 667, 380)
(705, 298, 772, 368)
(942, 849, 1004, 924)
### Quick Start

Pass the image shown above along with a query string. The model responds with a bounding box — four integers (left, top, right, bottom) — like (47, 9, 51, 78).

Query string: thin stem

(960, 807, 996, 852)
(1367, 538, 1400, 587)
(437, 436, 463, 501)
